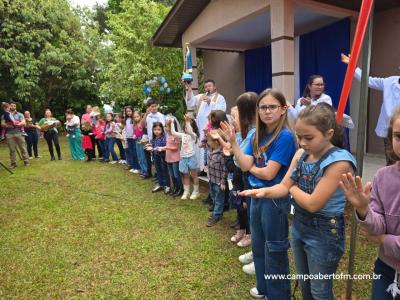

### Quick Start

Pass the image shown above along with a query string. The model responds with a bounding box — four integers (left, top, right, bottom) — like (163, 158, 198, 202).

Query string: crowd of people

(1, 66, 399, 300)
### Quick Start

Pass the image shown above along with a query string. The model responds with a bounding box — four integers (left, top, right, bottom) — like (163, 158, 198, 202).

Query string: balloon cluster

(142, 76, 171, 96)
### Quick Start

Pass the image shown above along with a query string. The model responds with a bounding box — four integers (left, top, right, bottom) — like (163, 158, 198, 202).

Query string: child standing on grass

(341, 108, 400, 300)
(81, 121, 94, 161)
(104, 113, 118, 164)
(240, 102, 355, 300)
(133, 111, 148, 178)
(205, 130, 228, 227)
(171, 114, 200, 200)
(164, 117, 183, 197)
(114, 114, 126, 164)
(146, 122, 170, 194)
(93, 113, 106, 161)
(124, 106, 141, 173)
(220, 88, 296, 300)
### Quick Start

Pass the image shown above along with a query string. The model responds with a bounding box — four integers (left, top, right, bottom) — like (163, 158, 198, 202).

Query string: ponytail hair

(297, 103, 345, 148)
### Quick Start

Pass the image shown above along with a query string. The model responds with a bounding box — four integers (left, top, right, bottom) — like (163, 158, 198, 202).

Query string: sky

(69, 0, 108, 8)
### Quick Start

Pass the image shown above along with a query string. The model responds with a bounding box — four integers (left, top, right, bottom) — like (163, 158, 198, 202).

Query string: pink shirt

(81, 113, 91, 125)
(165, 134, 180, 163)
(133, 124, 143, 140)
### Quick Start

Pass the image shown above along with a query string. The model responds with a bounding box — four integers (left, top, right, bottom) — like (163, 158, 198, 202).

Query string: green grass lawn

(0, 136, 377, 299)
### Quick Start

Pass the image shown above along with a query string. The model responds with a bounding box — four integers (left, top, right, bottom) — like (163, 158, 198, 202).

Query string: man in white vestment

(185, 79, 226, 171)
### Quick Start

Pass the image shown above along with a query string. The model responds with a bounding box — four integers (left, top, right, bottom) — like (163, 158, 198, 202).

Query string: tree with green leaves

(101, 0, 184, 117)
(0, 0, 103, 118)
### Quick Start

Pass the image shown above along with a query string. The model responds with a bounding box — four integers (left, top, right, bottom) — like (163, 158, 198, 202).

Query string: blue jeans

(126, 138, 140, 170)
(372, 258, 400, 300)
(167, 162, 182, 190)
(291, 204, 345, 300)
(95, 139, 105, 158)
(153, 152, 170, 187)
(115, 138, 126, 160)
(135, 142, 148, 175)
(210, 182, 225, 218)
(250, 197, 291, 300)
(25, 131, 39, 157)
(104, 137, 118, 161)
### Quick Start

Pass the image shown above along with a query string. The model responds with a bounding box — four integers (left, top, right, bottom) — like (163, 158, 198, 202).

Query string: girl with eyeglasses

(220, 88, 297, 299)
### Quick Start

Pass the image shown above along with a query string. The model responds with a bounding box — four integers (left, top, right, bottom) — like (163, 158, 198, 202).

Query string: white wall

(202, 50, 245, 111)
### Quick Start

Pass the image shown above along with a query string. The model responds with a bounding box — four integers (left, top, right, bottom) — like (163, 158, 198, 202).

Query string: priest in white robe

(185, 79, 226, 171)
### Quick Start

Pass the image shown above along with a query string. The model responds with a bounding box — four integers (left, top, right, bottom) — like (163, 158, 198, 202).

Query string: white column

(270, 0, 295, 104)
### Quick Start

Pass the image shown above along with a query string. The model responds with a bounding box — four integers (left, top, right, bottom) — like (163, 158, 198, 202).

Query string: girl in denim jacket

(242, 103, 356, 300)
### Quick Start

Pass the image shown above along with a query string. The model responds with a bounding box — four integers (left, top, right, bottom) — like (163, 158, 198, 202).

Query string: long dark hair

(302, 75, 324, 99)
(253, 88, 289, 157)
(297, 103, 345, 148)
(209, 110, 228, 129)
(237, 92, 257, 139)
(152, 122, 165, 140)
(124, 106, 134, 124)
(105, 113, 114, 126)
(386, 107, 400, 164)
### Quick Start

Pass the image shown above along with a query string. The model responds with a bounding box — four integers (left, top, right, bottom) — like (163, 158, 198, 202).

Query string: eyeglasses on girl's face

(258, 104, 281, 113)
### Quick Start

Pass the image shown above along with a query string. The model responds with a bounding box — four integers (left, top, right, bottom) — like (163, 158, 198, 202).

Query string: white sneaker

(132, 169, 140, 174)
(243, 262, 256, 275)
(239, 251, 253, 264)
(189, 191, 200, 200)
(250, 287, 264, 299)
(181, 192, 189, 200)
(109, 161, 117, 164)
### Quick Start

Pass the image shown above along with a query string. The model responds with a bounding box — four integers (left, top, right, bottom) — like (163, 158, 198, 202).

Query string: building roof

(151, 0, 209, 48)
(151, 0, 399, 48)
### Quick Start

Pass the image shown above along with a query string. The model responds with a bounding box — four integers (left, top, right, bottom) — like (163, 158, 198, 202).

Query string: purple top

(104, 122, 115, 138)
(356, 162, 400, 271)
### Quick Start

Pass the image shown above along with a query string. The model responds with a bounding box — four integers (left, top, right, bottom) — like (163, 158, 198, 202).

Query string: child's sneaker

(239, 251, 253, 264)
(206, 216, 221, 227)
(249, 287, 264, 299)
(237, 234, 251, 247)
(242, 262, 255, 275)
(189, 191, 200, 200)
(189, 184, 199, 200)
(181, 185, 190, 200)
(230, 229, 245, 243)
